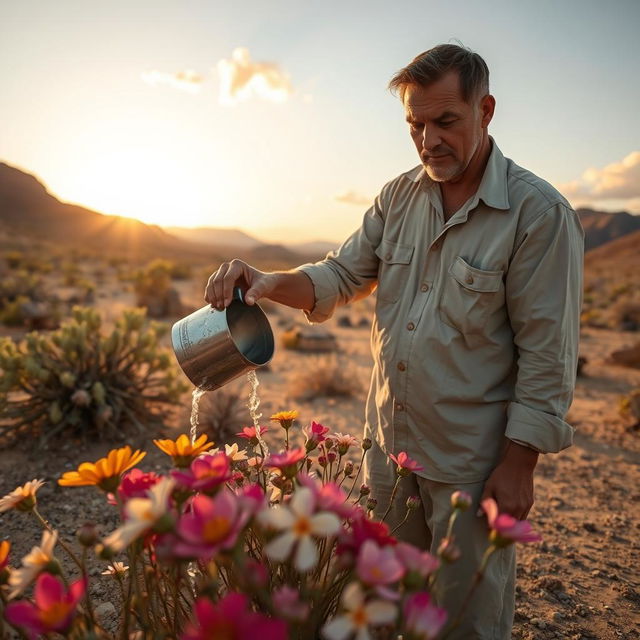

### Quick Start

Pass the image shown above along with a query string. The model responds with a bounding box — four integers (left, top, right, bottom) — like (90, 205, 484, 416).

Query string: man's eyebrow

(405, 110, 460, 123)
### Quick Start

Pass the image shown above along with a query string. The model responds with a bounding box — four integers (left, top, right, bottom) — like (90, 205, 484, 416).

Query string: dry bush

(619, 389, 640, 429)
(610, 299, 640, 331)
(196, 385, 252, 444)
(287, 354, 363, 400)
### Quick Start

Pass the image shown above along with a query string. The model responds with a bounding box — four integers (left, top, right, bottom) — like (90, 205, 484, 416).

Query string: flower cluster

(0, 414, 541, 639)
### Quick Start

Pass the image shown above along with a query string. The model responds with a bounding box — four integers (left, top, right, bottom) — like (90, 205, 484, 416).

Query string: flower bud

(325, 439, 335, 451)
(343, 461, 354, 477)
(437, 536, 461, 564)
(71, 389, 91, 407)
(361, 438, 372, 451)
(318, 456, 327, 468)
(77, 522, 99, 547)
(327, 452, 337, 464)
(366, 498, 378, 512)
(359, 484, 370, 497)
(406, 495, 421, 511)
(450, 490, 473, 511)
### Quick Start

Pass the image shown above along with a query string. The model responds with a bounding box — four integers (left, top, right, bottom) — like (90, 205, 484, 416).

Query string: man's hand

(480, 441, 539, 520)
(204, 259, 276, 310)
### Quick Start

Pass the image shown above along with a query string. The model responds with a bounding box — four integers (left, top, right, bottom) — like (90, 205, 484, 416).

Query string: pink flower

(337, 507, 396, 559)
(236, 425, 269, 445)
(265, 448, 305, 479)
(403, 591, 448, 640)
(297, 474, 357, 519)
(182, 593, 287, 640)
(356, 540, 405, 599)
(108, 468, 161, 505)
(174, 490, 247, 559)
(5, 573, 86, 639)
(171, 452, 233, 493)
(389, 451, 424, 477)
(272, 585, 310, 622)
(235, 484, 267, 517)
(481, 498, 542, 547)
(329, 432, 359, 455)
(394, 542, 439, 579)
(450, 490, 472, 511)
(304, 421, 330, 451)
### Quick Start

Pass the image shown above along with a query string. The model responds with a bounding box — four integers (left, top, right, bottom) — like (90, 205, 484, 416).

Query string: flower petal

(365, 600, 397, 625)
(259, 506, 296, 530)
(290, 487, 314, 517)
(265, 531, 296, 562)
(294, 535, 318, 572)
(322, 615, 353, 640)
(310, 512, 341, 537)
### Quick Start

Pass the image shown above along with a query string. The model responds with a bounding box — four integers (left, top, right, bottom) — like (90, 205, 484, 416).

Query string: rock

(94, 601, 118, 627)
(610, 342, 640, 369)
(281, 324, 338, 352)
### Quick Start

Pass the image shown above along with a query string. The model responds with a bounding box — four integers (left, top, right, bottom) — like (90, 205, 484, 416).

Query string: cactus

(0, 306, 188, 445)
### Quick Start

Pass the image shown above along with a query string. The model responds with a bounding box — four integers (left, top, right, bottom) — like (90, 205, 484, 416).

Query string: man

(204, 44, 583, 638)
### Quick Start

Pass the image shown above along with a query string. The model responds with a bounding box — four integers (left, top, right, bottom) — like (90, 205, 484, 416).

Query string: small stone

(94, 601, 117, 625)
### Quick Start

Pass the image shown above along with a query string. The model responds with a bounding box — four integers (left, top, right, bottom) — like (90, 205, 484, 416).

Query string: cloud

(558, 151, 640, 201)
(141, 69, 204, 93)
(217, 48, 293, 105)
(335, 190, 373, 206)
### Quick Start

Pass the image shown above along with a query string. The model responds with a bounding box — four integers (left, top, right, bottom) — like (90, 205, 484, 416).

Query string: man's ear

(480, 94, 496, 128)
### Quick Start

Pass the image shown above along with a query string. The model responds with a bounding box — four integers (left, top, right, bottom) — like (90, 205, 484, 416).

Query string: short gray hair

(388, 44, 490, 103)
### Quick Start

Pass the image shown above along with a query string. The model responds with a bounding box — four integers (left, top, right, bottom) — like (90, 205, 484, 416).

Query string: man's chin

(424, 165, 458, 182)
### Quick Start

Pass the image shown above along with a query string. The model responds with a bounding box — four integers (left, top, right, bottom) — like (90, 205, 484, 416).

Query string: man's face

(403, 72, 492, 184)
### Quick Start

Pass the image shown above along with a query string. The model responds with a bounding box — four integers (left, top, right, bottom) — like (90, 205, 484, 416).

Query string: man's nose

(422, 126, 442, 152)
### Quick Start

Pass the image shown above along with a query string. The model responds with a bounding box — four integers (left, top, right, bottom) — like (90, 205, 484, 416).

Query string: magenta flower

(108, 468, 161, 505)
(356, 540, 405, 600)
(481, 498, 542, 547)
(235, 483, 267, 517)
(403, 591, 448, 640)
(174, 490, 247, 559)
(389, 451, 424, 477)
(182, 593, 287, 640)
(265, 448, 306, 479)
(336, 507, 396, 559)
(5, 573, 86, 639)
(304, 421, 330, 451)
(171, 452, 233, 493)
(236, 425, 269, 445)
(272, 585, 310, 622)
(394, 542, 439, 579)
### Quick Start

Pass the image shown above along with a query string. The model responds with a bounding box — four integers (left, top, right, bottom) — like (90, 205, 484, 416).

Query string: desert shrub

(195, 385, 250, 444)
(62, 261, 82, 286)
(288, 354, 362, 400)
(168, 261, 193, 280)
(610, 300, 640, 331)
(0, 295, 30, 326)
(134, 259, 173, 300)
(619, 389, 640, 427)
(0, 271, 44, 304)
(0, 306, 188, 445)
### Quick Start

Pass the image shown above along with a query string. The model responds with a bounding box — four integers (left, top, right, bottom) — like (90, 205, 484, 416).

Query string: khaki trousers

(364, 438, 515, 640)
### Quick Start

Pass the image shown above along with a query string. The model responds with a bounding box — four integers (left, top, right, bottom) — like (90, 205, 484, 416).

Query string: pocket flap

(375, 239, 414, 265)
(448, 256, 503, 292)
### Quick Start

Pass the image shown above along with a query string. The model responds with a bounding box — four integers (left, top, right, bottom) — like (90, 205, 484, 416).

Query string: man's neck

(440, 135, 492, 220)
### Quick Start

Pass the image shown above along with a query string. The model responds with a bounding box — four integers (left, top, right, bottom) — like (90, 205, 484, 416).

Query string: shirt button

(420, 283, 429, 292)
(397, 361, 406, 371)
(395, 402, 404, 411)
(465, 274, 474, 284)
(406, 322, 415, 331)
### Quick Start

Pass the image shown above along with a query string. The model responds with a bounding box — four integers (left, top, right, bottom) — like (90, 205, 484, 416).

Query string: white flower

(322, 582, 397, 640)
(224, 443, 248, 462)
(258, 487, 340, 572)
(0, 479, 45, 512)
(101, 561, 129, 576)
(102, 477, 174, 552)
(9, 529, 58, 598)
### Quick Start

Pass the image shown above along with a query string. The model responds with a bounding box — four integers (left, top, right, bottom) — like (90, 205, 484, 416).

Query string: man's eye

(439, 121, 455, 127)
(409, 123, 422, 132)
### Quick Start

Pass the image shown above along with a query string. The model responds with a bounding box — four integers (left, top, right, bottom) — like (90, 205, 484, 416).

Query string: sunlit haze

(1, 0, 639, 243)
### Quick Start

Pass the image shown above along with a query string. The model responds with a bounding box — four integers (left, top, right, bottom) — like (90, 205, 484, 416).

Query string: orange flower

(0, 540, 10, 571)
(153, 434, 214, 468)
(58, 446, 146, 492)
(270, 410, 299, 430)
(0, 479, 45, 513)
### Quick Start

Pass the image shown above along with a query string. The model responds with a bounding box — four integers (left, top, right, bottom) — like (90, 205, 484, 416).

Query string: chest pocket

(439, 256, 504, 335)
(374, 239, 414, 304)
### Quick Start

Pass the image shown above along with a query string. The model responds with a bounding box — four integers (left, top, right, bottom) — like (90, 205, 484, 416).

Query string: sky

(1, 0, 639, 244)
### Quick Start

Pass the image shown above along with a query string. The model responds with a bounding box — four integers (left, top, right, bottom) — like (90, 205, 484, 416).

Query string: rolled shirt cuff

(297, 263, 340, 323)
(506, 401, 574, 453)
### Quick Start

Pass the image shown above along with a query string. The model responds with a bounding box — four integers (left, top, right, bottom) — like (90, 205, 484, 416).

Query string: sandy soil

(1, 282, 639, 639)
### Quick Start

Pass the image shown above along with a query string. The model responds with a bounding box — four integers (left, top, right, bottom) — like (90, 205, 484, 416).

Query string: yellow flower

(270, 410, 299, 430)
(9, 530, 58, 598)
(58, 446, 146, 492)
(0, 540, 10, 570)
(153, 434, 214, 467)
(0, 479, 45, 513)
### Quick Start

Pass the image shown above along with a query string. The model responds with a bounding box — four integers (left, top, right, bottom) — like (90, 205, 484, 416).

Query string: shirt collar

(407, 136, 510, 211)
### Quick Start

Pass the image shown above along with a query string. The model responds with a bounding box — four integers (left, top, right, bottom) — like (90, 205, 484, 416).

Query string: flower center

(39, 602, 72, 628)
(203, 516, 232, 543)
(293, 517, 311, 537)
(352, 606, 368, 628)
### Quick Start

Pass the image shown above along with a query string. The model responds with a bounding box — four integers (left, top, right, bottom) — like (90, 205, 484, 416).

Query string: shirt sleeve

(297, 191, 386, 323)
(504, 202, 584, 453)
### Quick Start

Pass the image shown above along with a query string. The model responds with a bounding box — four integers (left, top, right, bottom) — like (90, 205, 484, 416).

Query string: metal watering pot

(171, 287, 274, 391)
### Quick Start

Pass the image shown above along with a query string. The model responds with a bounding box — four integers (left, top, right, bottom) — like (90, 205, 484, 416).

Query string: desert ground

(1, 268, 639, 640)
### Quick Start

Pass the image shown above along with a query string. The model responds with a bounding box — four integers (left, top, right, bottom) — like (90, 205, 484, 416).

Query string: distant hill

(166, 226, 263, 250)
(585, 229, 640, 268)
(577, 208, 640, 251)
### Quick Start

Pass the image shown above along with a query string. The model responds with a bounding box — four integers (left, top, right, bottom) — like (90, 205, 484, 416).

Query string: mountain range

(0, 161, 638, 264)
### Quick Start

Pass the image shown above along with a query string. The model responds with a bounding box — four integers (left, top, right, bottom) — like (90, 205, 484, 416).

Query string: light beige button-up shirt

(299, 139, 584, 483)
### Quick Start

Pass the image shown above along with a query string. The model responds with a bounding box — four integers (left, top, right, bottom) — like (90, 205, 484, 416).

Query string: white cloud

(558, 151, 640, 202)
(335, 190, 373, 206)
(216, 47, 293, 105)
(141, 69, 204, 93)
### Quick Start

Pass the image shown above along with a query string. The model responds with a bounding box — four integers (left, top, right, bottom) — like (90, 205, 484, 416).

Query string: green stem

(344, 450, 366, 501)
(32, 508, 83, 569)
(390, 508, 412, 535)
(379, 476, 401, 523)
